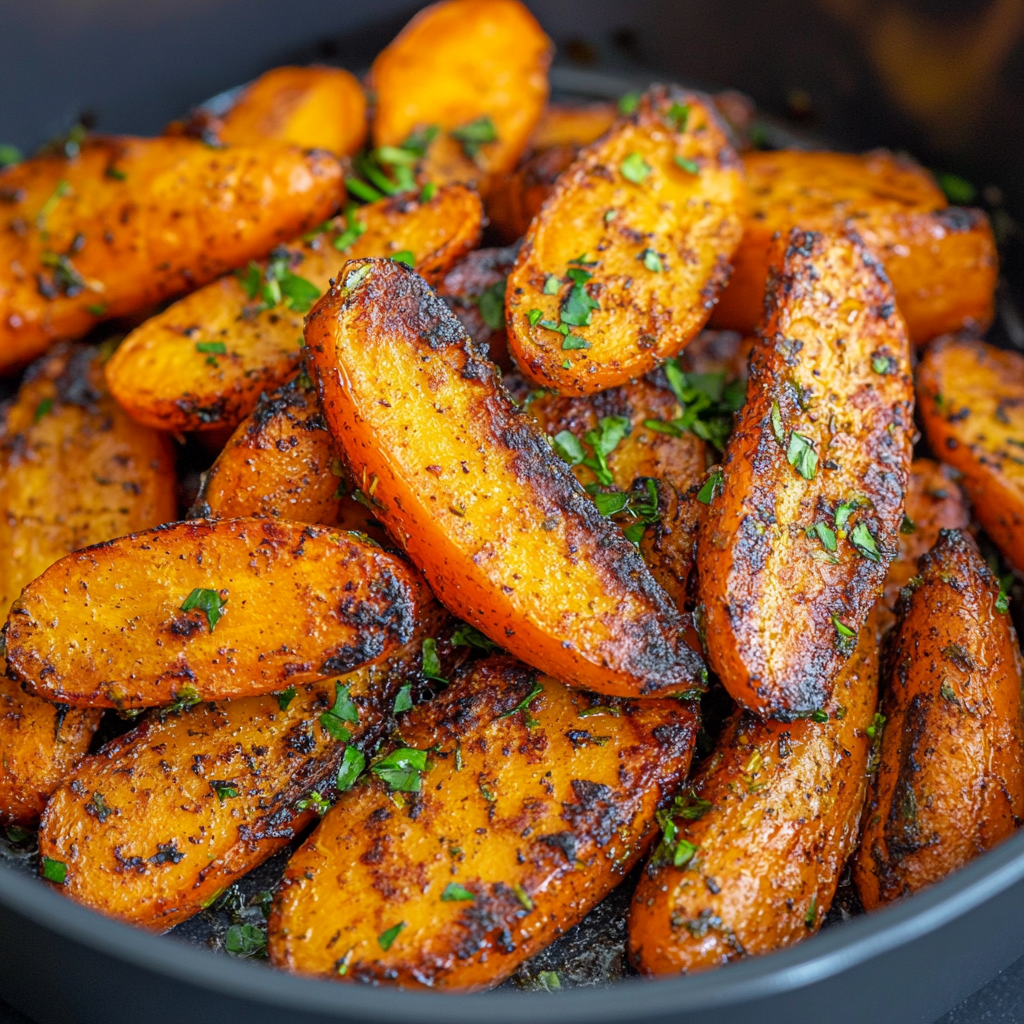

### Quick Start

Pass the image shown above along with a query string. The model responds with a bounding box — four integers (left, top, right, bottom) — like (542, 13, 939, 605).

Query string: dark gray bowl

(2, 1, 1023, 1021)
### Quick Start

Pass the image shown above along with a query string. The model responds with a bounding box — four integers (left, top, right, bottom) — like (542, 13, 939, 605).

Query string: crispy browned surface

(104, 185, 482, 433)
(697, 230, 914, 718)
(5, 519, 430, 708)
(506, 87, 746, 395)
(268, 656, 699, 989)
(525, 379, 707, 494)
(218, 66, 367, 156)
(917, 336, 1024, 572)
(308, 258, 705, 698)
(38, 614, 448, 931)
(438, 244, 520, 370)
(529, 102, 618, 150)
(879, 459, 970, 635)
(0, 343, 176, 824)
(854, 530, 1024, 908)
(641, 483, 705, 622)
(191, 370, 384, 537)
(485, 145, 577, 244)
(629, 614, 878, 975)
(710, 150, 997, 344)
(0, 137, 343, 372)
(370, 0, 551, 194)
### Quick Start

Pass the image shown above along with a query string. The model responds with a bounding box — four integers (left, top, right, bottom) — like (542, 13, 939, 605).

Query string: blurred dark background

(2, 0, 1023, 215)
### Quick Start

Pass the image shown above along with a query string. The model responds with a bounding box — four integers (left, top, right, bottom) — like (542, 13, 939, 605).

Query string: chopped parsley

(543, 274, 561, 295)
(195, 341, 226, 357)
(619, 91, 640, 114)
(872, 354, 895, 375)
(224, 923, 267, 959)
(36, 179, 70, 230)
(41, 857, 67, 884)
(451, 622, 499, 652)
(478, 277, 507, 330)
(450, 115, 498, 159)
(592, 491, 630, 516)
(336, 745, 365, 792)
(644, 359, 746, 450)
(441, 882, 475, 902)
(390, 250, 414, 267)
(276, 686, 297, 711)
(496, 680, 543, 728)
(320, 682, 359, 742)
(236, 249, 320, 313)
(804, 895, 818, 928)
(831, 613, 856, 638)
(620, 152, 652, 184)
(163, 684, 202, 717)
(834, 498, 862, 531)
(552, 415, 629, 487)
(527, 308, 543, 326)
(900, 515, 916, 535)
(850, 521, 882, 562)
(393, 684, 413, 713)
(421, 637, 447, 683)
(371, 748, 430, 792)
(666, 102, 691, 131)
(674, 156, 699, 174)
(34, 397, 53, 423)
(179, 588, 227, 631)
(210, 781, 239, 802)
(787, 433, 818, 480)
(0, 144, 22, 168)
(996, 577, 1012, 614)
(810, 709, 829, 723)
(696, 470, 724, 505)
(866, 712, 886, 741)
(538, 970, 562, 992)
(640, 248, 663, 272)
(560, 266, 600, 327)
(295, 790, 331, 816)
(770, 400, 785, 445)
(562, 334, 590, 350)
(807, 521, 837, 552)
(332, 202, 366, 252)
(512, 883, 534, 911)
(420, 181, 437, 202)
(935, 171, 976, 205)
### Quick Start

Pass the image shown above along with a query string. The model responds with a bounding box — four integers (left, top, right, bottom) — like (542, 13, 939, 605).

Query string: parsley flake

(562, 334, 590, 350)
(41, 856, 67, 884)
(770, 400, 785, 446)
(831, 613, 856, 638)
(451, 623, 499, 652)
(225, 923, 267, 958)
(393, 684, 413, 713)
(422, 637, 447, 682)
(872, 354, 894, 375)
(787, 432, 818, 480)
(618, 91, 640, 114)
(34, 397, 53, 423)
(179, 588, 227, 631)
(276, 686, 297, 711)
(850, 521, 882, 562)
(696, 470, 723, 504)
(450, 115, 498, 159)
(640, 248, 664, 272)
(441, 882, 475, 902)
(372, 748, 430, 792)
(336, 746, 365, 792)
(195, 341, 225, 356)
(674, 156, 699, 174)
(478, 278, 507, 330)
(527, 308, 543, 326)
(620, 152, 652, 184)
(295, 790, 331, 816)
(390, 250, 414, 267)
(497, 680, 543, 727)
(320, 681, 359, 742)
(543, 274, 561, 295)
(211, 780, 239, 801)
(667, 102, 691, 131)
(538, 970, 561, 992)
(807, 521, 838, 552)
(333, 202, 367, 252)
(805, 895, 818, 928)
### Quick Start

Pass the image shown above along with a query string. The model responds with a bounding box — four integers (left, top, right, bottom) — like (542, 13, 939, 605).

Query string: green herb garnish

(674, 156, 699, 174)
(441, 882, 475, 902)
(450, 115, 498, 159)
(320, 682, 359, 742)
(696, 470, 723, 505)
(179, 588, 227, 631)
(224, 923, 267, 958)
(41, 857, 68, 884)
(787, 433, 818, 480)
(832, 613, 856, 638)
(620, 152, 652, 184)
(640, 248, 663, 272)
(478, 277, 507, 330)
(422, 637, 447, 682)
(336, 746, 365, 792)
(850, 521, 882, 562)
(372, 748, 430, 792)
(393, 684, 413, 713)
(276, 686, 297, 711)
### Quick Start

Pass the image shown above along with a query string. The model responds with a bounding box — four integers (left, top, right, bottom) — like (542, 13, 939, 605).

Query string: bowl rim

(3, 824, 1024, 1021)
